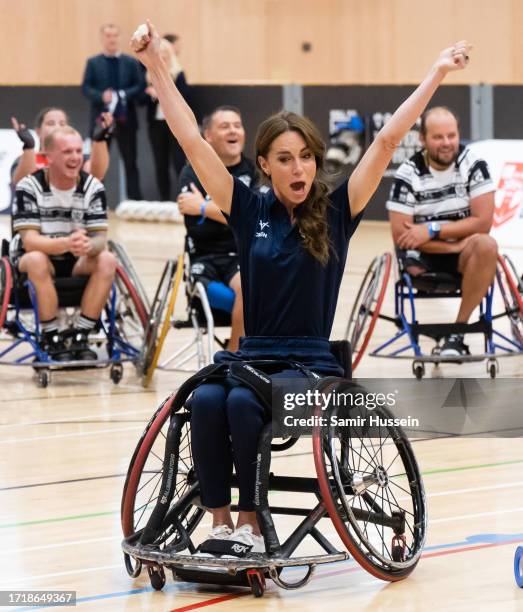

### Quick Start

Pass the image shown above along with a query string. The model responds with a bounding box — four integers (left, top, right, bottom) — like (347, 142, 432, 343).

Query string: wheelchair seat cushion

(12, 275, 89, 309)
(409, 271, 461, 294)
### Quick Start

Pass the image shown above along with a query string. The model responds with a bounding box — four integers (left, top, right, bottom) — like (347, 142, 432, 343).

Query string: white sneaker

(226, 524, 265, 555)
(194, 524, 232, 557)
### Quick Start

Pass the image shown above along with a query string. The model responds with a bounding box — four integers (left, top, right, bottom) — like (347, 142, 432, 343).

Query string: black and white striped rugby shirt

(11, 169, 108, 259)
(386, 144, 495, 224)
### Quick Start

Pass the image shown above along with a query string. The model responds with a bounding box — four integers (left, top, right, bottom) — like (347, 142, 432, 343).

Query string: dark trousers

(190, 369, 306, 512)
(114, 122, 142, 200)
(148, 120, 186, 200)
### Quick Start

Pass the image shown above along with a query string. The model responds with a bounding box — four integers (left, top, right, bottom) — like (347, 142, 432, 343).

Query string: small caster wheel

(147, 565, 166, 591)
(124, 553, 142, 578)
(37, 369, 49, 388)
(110, 363, 123, 384)
(412, 362, 424, 380)
(489, 363, 496, 379)
(247, 569, 266, 598)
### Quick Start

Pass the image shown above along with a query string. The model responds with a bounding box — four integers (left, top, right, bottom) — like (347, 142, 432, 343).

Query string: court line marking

(8, 534, 523, 610)
(0, 473, 128, 492)
(0, 407, 156, 429)
(2, 458, 523, 529)
(4, 478, 523, 554)
(0, 425, 144, 444)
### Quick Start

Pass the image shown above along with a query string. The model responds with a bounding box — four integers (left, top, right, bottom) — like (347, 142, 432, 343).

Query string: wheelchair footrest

(411, 319, 491, 340)
(122, 536, 347, 572)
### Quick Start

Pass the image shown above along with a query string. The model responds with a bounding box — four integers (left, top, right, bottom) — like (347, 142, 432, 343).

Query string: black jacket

(143, 71, 190, 124)
(81, 53, 146, 131)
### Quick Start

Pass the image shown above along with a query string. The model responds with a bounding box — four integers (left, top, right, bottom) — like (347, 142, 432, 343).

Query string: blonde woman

(144, 38, 189, 199)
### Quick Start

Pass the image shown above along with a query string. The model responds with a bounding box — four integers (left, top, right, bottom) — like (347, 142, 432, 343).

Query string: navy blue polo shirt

(227, 178, 362, 339)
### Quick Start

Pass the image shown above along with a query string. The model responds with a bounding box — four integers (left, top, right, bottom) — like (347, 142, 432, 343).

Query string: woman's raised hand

(130, 20, 162, 68)
(433, 40, 472, 74)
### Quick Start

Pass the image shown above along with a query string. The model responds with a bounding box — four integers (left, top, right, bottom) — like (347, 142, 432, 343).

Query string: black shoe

(41, 331, 73, 362)
(440, 334, 470, 358)
(70, 329, 97, 361)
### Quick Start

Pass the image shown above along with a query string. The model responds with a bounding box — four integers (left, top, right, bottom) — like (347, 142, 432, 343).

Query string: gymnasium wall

(1, 0, 523, 85)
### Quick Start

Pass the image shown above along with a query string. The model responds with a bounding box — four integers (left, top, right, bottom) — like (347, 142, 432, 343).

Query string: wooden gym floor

(1, 215, 522, 611)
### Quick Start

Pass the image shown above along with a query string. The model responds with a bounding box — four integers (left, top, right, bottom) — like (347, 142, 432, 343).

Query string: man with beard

(177, 106, 256, 351)
(386, 106, 497, 356)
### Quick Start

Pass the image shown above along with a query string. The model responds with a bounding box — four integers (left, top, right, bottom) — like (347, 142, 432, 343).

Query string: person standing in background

(143, 37, 189, 200)
(81, 23, 145, 200)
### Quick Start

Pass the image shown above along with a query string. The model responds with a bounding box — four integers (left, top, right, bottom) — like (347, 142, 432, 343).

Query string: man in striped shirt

(12, 126, 117, 361)
(386, 107, 497, 357)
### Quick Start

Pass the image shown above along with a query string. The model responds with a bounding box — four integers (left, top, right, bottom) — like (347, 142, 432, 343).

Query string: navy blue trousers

(190, 370, 302, 511)
(190, 336, 342, 512)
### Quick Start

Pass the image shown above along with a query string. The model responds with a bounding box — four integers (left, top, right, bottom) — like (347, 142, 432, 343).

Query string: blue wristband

(197, 200, 207, 225)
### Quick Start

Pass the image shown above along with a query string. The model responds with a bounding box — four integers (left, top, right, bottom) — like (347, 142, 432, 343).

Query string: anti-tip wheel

(147, 565, 166, 591)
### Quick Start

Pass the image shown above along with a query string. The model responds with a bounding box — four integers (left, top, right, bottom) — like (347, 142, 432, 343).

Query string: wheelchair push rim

(313, 383, 426, 581)
(0, 256, 13, 328)
(345, 253, 391, 372)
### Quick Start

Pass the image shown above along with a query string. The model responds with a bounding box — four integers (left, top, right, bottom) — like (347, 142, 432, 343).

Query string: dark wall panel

(0, 85, 282, 208)
(303, 85, 470, 220)
(494, 86, 523, 139)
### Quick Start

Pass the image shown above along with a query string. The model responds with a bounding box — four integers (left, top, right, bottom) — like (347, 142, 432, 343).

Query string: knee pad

(207, 281, 235, 313)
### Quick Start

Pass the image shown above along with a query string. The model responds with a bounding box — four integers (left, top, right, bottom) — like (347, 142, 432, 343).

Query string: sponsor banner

(469, 139, 523, 248)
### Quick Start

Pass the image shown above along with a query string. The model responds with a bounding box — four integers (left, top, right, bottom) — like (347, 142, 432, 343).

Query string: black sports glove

(15, 124, 35, 150)
(92, 121, 115, 143)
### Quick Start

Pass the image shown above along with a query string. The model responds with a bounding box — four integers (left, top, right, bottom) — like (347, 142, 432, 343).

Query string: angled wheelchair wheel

(345, 253, 391, 371)
(141, 256, 184, 388)
(113, 265, 148, 350)
(108, 240, 151, 312)
(496, 254, 523, 346)
(313, 388, 426, 581)
(142, 257, 183, 386)
(121, 395, 204, 563)
(0, 257, 13, 328)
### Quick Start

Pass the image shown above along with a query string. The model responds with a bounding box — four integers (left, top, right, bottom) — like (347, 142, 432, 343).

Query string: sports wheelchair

(121, 341, 427, 598)
(137, 252, 236, 387)
(346, 251, 523, 379)
(0, 239, 147, 387)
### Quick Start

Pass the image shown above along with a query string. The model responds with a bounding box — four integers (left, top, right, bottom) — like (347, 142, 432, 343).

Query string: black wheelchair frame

(121, 342, 427, 597)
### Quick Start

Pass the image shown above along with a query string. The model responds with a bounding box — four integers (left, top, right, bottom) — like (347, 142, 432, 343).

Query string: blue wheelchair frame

(0, 269, 144, 386)
(367, 256, 523, 378)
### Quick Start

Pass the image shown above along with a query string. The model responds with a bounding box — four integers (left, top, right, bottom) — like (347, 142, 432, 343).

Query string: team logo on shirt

(455, 183, 467, 197)
(255, 220, 270, 238)
(71, 209, 84, 224)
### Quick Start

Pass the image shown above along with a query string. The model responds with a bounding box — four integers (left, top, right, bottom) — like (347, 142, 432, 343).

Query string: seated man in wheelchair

(176, 106, 257, 351)
(387, 106, 497, 357)
(134, 22, 470, 557)
(11, 125, 117, 361)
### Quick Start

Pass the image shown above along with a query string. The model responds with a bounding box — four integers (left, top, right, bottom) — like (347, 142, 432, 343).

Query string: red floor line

(168, 537, 521, 611)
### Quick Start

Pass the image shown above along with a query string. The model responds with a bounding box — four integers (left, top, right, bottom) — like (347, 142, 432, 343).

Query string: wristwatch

(427, 221, 441, 240)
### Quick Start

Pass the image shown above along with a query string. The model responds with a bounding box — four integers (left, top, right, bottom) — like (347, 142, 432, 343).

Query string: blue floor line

(13, 532, 523, 611)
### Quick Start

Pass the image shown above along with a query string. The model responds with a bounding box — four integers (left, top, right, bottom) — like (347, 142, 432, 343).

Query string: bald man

(386, 106, 497, 357)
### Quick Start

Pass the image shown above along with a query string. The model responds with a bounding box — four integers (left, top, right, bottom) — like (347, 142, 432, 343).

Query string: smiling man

(177, 106, 256, 351)
(386, 106, 497, 357)
(11, 126, 116, 361)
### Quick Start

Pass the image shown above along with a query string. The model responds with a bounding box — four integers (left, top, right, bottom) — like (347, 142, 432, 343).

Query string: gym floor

(1, 215, 522, 611)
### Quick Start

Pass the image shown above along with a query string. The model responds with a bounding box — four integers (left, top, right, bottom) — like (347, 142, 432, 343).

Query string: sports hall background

(1, 0, 523, 219)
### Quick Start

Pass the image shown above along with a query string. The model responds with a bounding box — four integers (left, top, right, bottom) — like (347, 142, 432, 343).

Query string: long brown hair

(255, 111, 331, 265)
